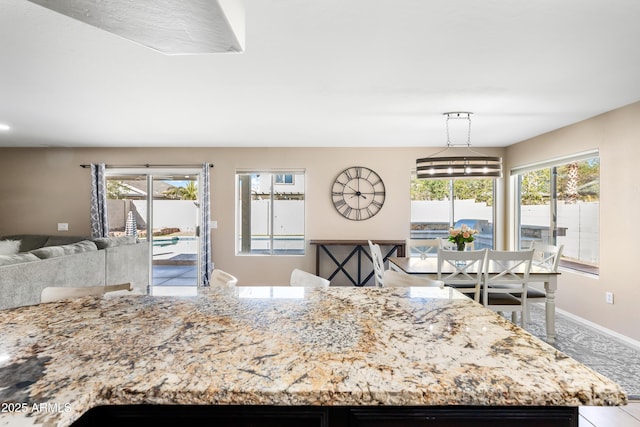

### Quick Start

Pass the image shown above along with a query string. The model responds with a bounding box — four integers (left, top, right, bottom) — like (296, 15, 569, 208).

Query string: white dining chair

(483, 249, 534, 327)
(406, 238, 441, 259)
(383, 269, 444, 288)
(437, 248, 486, 302)
(41, 282, 133, 303)
(368, 240, 385, 287)
(438, 238, 456, 250)
(290, 268, 330, 287)
(211, 269, 238, 287)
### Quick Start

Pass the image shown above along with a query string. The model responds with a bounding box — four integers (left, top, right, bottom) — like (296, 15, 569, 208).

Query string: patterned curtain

(90, 163, 109, 238)
(200, 163, 212, 286)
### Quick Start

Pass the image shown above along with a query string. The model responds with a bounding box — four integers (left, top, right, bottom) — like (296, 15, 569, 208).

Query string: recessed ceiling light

(0, 123, 11, 131)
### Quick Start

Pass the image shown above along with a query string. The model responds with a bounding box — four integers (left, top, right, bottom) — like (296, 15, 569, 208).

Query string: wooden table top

(310, 239, 406, 245)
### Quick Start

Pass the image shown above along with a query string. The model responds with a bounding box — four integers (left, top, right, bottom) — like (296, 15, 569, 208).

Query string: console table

(309, 240, 406, 286)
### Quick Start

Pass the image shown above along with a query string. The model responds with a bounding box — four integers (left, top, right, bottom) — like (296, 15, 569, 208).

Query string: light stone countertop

(0, 286, 627, 426)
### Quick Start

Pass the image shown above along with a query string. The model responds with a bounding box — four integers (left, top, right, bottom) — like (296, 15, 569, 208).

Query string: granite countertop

(0, 286, 627, 426)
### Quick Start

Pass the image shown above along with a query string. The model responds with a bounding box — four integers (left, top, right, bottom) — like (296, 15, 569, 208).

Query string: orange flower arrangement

(447, 224, 478, 250)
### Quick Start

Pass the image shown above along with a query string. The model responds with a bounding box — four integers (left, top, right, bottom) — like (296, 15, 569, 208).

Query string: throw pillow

(0, 239, 21, 255)
(92, 236, 137, 249)
(31, 240, 98, 259)
(0, 253, 39, 266)
(30, 246, 65, 259)
(62, 240, 98, 254)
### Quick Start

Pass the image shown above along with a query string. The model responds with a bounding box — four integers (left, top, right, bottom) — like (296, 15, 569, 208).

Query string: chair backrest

(530, 241, 563, 271)
(368, 240, 385, 287)
(484, 249, 534, 284)
(483, 249, 534, 305)
(439, 238, 456, 250)
(382, 270, 444, 288)
(406, 238, 441, 258)
(290, 268, 330, 287)
(211, 269, 238, 287)
(41, 283, 132, 303)
(482, 250, 534, 327)
(436, 249, 486, 302)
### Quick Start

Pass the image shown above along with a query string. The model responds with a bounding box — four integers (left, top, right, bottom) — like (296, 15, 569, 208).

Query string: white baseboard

(556, 307, 640, 351)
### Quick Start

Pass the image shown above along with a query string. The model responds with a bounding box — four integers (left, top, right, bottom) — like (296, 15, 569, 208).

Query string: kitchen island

(0, 286, 626, 426)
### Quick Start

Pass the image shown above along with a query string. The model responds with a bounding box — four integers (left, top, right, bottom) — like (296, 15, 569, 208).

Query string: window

(275, 173, 294, 184)
(410, 174, 495, 250)
(236, 170, 305, 255)
(513, 151, 599, 274)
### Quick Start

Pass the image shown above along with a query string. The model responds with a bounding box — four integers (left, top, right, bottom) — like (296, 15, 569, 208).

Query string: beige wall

(2, 102, 638, 342)
(506, 100, 640, 342)
(0, 146, 503, 286)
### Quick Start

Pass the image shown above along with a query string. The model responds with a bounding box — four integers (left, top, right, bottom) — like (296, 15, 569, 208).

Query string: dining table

(388, 256, 561, 344)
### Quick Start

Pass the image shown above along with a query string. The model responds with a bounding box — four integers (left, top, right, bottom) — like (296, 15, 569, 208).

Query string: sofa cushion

(92, 236, 137, 249)
(0, 239, 21, 255)
(0, 252, 39, 266)
(0, 235, 87, 252)
(44, 236, 88, 247)
(30, 246, 65, 259)
(62, 240, 98, 254)
(31, 240, 98, 259)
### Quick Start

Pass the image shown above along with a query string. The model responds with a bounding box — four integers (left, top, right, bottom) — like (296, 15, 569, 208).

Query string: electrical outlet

(605, 292, 614, 304)
(57, 223, 69, 232)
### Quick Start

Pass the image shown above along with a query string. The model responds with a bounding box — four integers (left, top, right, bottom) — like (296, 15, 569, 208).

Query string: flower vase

(455, 242, 466, 267)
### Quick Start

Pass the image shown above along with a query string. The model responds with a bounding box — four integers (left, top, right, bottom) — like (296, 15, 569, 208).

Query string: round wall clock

(331, 166, 386, 221)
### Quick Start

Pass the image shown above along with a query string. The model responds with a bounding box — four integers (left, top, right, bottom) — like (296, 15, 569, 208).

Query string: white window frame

(235, 169, 305, 256)
(510, 149, 599, 275)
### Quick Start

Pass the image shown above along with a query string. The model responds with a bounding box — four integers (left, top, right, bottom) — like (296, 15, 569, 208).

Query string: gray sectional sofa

(0, 234, 149, 310)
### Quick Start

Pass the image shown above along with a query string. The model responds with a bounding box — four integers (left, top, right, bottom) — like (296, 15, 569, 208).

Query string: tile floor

(150, 264, 198, 296)
(580, 400, 640, 426)
(152, 265, 198, 286)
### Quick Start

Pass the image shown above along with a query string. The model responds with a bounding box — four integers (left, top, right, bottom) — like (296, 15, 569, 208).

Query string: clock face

(331, 166, 386, 221)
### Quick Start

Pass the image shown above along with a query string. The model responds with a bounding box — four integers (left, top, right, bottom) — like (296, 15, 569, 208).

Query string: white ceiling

(1, 0, 640, 148)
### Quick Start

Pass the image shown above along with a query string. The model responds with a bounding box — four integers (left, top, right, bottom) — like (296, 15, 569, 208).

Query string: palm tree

(180, 181, 198, 200)
(163, 181, 198, 200)
(564, 162, 579, 204)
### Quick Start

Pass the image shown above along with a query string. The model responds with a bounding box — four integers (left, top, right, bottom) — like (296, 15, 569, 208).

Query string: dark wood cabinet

(74, 405, 578, 427)
(347, 406, 578, 427)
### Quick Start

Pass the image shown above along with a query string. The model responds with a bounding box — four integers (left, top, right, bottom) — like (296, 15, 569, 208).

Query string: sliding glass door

(150, 174, 199, 290)
(105, 169, 201, 294)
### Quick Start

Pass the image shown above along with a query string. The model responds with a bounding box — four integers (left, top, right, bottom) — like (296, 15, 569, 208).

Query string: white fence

(521, 202, 599, 264)
(413, 200, 599, 264)
(245, 199, 305, 251)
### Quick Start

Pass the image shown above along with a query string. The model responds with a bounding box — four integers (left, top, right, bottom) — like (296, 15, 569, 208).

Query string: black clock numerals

(370, 199, 384, 210)
(331, 166, 386, 221)
(332, 197, 347, 209)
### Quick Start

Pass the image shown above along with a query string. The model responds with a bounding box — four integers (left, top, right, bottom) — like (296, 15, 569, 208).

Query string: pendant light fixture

(416, 112, 502, 179)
